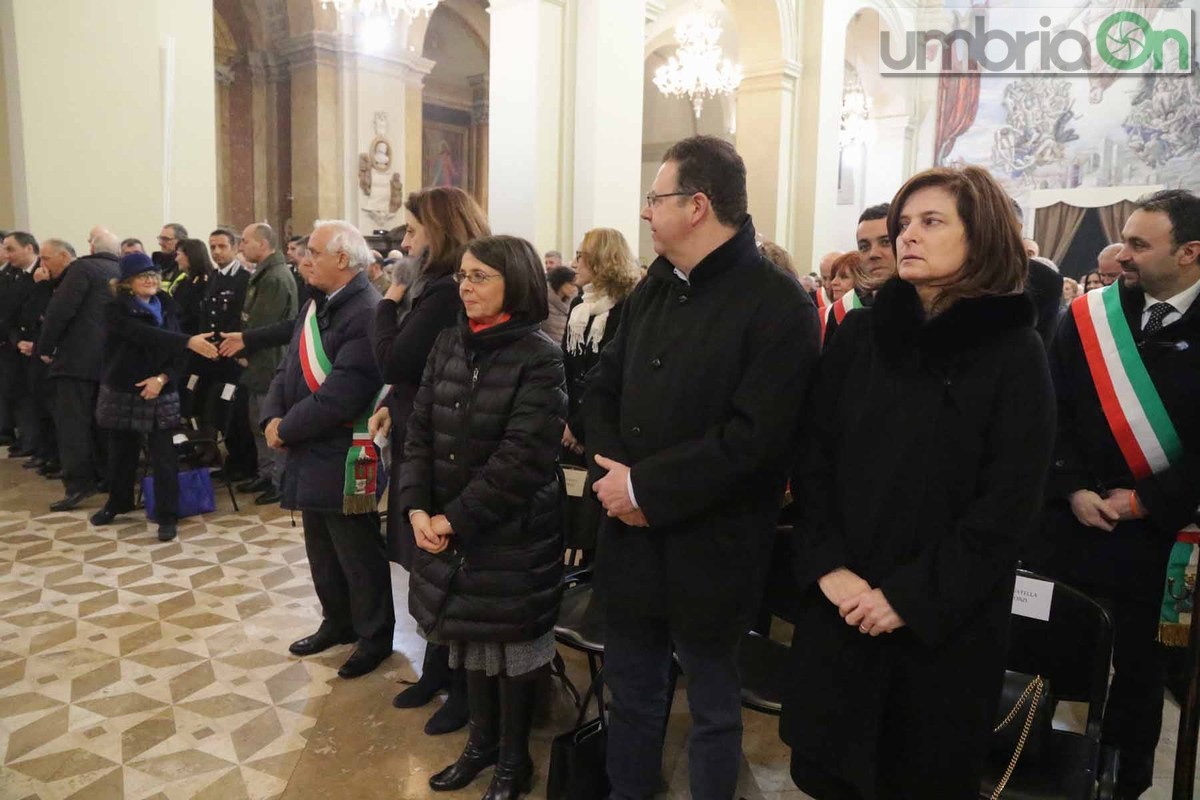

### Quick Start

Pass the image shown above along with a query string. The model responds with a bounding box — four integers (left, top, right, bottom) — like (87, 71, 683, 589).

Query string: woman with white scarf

(560, 228, 642, 553)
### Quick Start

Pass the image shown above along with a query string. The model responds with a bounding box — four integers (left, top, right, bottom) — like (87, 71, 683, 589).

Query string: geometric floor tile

(0, 458, 337, 800)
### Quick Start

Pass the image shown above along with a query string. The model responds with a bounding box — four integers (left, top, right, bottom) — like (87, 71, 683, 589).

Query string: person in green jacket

(235, 223, 297, 505)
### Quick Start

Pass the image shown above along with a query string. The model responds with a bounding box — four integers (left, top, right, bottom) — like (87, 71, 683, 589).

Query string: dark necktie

(1144, 302, 1175, 334)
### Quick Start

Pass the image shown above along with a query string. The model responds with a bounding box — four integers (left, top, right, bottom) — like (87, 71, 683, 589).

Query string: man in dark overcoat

(261, 219, 393, 680)
(1048, 189, 1200, 799)
(585, 136, 821, 800)
(38, 232, 120, 509)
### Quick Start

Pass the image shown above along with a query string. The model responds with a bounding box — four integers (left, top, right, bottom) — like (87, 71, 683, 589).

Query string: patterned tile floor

(0, 453, 1195, 799)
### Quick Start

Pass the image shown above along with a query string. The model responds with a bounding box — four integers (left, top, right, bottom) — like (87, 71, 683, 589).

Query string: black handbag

(547, 670, 609, 800)
(989, 670, 1054, 798)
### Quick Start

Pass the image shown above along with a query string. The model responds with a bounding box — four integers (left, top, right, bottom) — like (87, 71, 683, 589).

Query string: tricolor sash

(816, 289, 831, 341)
(298, 301, 389, 514)
(827, 290, 864, 331)
(1071, 283, 1183, 480)
(1071, 283, 1195, 644)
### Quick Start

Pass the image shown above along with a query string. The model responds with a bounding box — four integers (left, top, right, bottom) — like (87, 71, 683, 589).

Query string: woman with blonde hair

(370, 185, 490, 734)
(780, 165, 1055, 798)
(561, 227, 641, 552)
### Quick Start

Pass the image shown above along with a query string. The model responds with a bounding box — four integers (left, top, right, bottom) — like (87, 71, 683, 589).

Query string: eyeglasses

(454, 270, 503, 285)
(645, 189, 699, 208)
(157, 236, 175, 244)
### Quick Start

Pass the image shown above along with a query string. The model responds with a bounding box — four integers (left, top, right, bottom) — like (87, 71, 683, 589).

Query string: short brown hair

(405, 187, 490, 278)
(579, 228, 641, 300)
(887, 166, 1026, 314)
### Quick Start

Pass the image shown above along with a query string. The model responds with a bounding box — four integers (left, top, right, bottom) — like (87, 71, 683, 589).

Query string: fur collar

(870, 277, 1035, 360)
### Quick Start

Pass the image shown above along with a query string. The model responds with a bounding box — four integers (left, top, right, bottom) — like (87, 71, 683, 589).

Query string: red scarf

(469, 312, 512, 333)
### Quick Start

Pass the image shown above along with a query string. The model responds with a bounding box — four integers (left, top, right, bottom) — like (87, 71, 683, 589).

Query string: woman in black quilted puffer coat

(397, 235, 566, 800)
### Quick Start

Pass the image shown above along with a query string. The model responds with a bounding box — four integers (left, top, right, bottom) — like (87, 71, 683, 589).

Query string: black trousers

(106, 427, 178, 520)
(300, 510, 394, 654)
(51, 377, 103, 494)
(15, 355, 52, 454)
(224, 385, 257, 476)
(1096, 594, 1165, 797)
(605, 611, 743, 800)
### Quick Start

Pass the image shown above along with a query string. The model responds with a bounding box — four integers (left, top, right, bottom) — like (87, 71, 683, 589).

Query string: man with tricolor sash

(1046, 190, 1200, 799)
(261, 220, 394, 681)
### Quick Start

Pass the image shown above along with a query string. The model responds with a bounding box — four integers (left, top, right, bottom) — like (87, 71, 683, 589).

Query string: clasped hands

(592, 454, 648, 528)
(410, 510, 454, 553)
(818, 567, 906, 637)
(1069, 488, 1142, 532)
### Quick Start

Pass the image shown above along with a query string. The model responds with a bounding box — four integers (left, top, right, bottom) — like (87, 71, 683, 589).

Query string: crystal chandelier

(321, 0, 439, 24)
(653, 12, 744, 119)
(840, 65, 871, 149)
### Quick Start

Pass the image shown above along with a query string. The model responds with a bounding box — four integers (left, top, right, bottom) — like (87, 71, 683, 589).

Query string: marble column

(284, 32, 345, 233)
(735, 58, 802, 250)
(570, 0, 645, 254)
(487, 0, 566, 250)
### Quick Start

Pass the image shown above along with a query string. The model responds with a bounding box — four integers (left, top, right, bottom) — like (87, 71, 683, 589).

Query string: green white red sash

(298, 301, 389, 514)
(1070, 283, 1183, 480)
(829, 290, 863, 326)
(1071, 283, 1197, 645)
(816, 289, 830, 340)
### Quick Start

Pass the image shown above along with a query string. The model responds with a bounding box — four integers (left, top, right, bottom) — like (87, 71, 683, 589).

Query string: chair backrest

(1005, 569, 1114, 737)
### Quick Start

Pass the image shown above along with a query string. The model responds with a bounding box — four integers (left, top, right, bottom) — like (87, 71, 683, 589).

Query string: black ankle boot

(425, 666, 469, 735)
(429, 671, 498, 791)
(481, 670, 539, 800)
(394, 641, 451, 709)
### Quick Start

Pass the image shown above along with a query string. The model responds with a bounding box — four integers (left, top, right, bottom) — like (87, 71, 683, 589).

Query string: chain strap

(990, 675, 1045, 800)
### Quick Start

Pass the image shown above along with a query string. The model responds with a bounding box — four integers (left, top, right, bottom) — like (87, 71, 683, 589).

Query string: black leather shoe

(394, 642, 451, 708)
(40, 465, 63, 479)
(50, 489, 96, 512)
(90, 508, 118, 526)
(338, 647, 390, 679)
(254, 488, 281, 505)
(289, 627, 356, 657)
(157, 520, 177, 542)
(237, 476, 270, 494)
(0, 432, 13, 447)
(7, 446, 32, 458)
(22, 456, 46, 470)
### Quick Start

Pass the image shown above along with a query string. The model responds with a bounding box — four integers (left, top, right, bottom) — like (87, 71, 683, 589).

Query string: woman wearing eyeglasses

(399, 235, 565, 800)
(370, 186, 490, 734)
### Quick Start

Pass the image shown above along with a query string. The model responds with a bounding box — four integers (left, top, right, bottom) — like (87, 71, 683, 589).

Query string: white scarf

(566, 284, 616, 355)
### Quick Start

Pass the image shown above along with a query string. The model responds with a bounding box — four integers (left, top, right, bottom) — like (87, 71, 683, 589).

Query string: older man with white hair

(39, 232, 121, 510)
(261, 220, 393, 679)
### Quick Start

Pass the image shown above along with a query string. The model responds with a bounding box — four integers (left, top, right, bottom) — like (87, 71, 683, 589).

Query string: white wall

(1, 0, 216, 246)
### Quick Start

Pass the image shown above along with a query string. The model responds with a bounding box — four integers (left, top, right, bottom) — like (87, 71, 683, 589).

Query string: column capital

(247, 49, 290, 83)
(469, 73, 489, 125)
(644, 0, 667, 24)
(279, 31, 353, 70)
(738, 58, 803, 93)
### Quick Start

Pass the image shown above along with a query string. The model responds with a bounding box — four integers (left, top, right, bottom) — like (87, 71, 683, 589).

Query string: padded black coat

(397, 317, 567, 644)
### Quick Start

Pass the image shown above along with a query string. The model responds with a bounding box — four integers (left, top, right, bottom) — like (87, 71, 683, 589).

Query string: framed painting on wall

(422, 121, 468, 190)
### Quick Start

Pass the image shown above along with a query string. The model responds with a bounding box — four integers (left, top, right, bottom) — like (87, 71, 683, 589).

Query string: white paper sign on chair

(1012, 576, 1055, 621)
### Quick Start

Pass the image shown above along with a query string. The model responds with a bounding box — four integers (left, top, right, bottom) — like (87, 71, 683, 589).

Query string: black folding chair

(979, 569, 1118, 800)
(738, 524, 797, 716)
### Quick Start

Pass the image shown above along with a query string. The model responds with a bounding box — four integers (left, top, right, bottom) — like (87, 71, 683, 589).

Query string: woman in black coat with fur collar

(779, 167, 1056, 799)
(397, 235, 565, 800)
